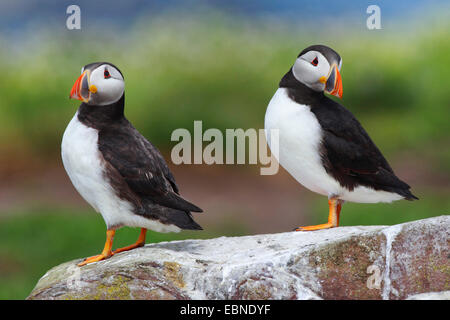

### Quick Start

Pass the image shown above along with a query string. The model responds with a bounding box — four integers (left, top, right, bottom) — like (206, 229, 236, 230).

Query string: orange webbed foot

(295, 223, 335, 231)
(112, 228, 147, 255)
(294, 199, 342, 232)
(77, 252, 112, 266)
(77, 229, 115, 267)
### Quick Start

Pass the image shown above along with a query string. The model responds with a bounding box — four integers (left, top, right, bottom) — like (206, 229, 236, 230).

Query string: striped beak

(69, 70, 97, 103)
(324, 64, 343, 99)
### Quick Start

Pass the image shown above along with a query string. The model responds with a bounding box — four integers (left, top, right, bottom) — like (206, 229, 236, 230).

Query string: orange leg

(112, 228, 147, 255)
(78, 229, 115, 266)
(295, 199, 342, 231)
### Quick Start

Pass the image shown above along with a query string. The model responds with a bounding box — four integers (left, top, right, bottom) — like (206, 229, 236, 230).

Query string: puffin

(62, 62, 203, 266)
(264, 45, 418, 231)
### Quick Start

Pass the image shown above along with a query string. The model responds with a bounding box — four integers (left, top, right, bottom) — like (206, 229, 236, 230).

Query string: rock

(27, 216, 449, 300)
(406, 291, 450, 300)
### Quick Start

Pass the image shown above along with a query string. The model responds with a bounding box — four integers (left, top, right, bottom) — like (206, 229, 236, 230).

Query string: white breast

(265, 88, 341, 197)
(61, 113, 180, 232)
(264, 88, 402, 203)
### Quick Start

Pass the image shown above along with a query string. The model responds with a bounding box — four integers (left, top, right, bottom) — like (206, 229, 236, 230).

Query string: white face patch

(88, 64, 125, 106)
(292, 51, 330, 92)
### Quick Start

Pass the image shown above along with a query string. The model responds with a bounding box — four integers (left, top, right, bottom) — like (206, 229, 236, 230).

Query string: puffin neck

(77, 94, 125, 129)
(279, 68, 324, 106)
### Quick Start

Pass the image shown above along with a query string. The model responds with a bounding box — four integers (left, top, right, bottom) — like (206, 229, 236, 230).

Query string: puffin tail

(167, 210, 203, 230)
(397, 187, 419, 201)
(182, 215, 203, 230)
(404, 190, 419, 201)
(153, 192, 203, 213)
(169, 193, 203, 213)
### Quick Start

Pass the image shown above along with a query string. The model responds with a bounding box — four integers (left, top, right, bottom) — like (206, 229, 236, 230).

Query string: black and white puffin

(264, 45, 417, 231)
(62, 62, 203, 266)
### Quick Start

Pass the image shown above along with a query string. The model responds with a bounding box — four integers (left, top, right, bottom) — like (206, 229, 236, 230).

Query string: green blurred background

(0, 1, 449, 299)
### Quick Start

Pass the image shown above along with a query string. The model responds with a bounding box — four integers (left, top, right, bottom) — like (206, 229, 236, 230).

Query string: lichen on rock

(27, 216, 449, 300)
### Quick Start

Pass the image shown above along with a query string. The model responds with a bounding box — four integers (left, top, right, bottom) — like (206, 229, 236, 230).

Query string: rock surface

(28, 216, 449, 300)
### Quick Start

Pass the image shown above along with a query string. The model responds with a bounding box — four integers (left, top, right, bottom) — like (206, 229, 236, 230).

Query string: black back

(280, 69, 417, 200)
(77, 95, 203, 230)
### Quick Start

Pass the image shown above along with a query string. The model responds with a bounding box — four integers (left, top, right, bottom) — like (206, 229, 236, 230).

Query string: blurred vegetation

(0, 12, 449, 299)
(0, 15, 448, 167)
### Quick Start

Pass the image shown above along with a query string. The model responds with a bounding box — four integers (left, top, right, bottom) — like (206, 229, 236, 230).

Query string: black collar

(279, 68, 325, 106)
(77, 94, 125, 129)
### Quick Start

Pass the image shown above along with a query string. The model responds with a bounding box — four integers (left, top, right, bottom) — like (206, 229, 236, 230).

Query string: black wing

(311, 98, 417, 200)
(98, 120, 203, 212)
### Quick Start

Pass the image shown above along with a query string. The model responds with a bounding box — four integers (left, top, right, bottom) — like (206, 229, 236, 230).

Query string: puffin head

(292, 45, 343, 98)
(70, 62, 124, 105)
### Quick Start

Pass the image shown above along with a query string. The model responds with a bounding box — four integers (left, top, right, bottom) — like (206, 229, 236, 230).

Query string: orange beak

(69, 71, 92, 103)
(324, 64, 343, 99)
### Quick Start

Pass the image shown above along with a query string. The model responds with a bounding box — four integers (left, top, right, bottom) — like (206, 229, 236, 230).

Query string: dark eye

(104, 70, 111, 79)
(311, 57, 319, 66)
